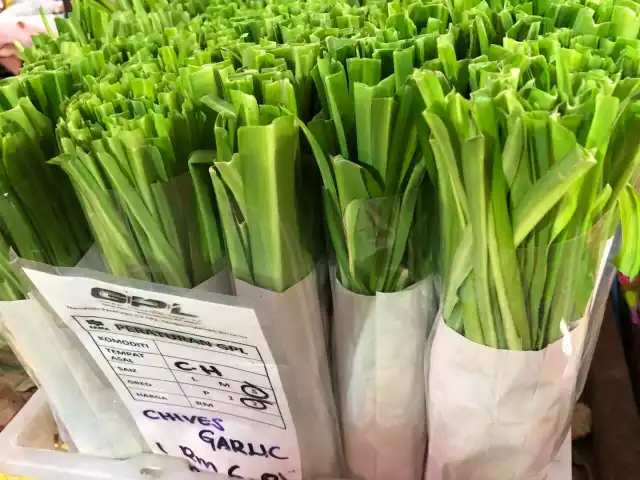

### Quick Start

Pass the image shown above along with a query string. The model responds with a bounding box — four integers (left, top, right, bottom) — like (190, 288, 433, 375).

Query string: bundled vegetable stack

(192, 50, 340, 477)
(2, 0, 640, 478)
(54, 60, 228, 287)
(432, 54, 639, 351)
(300, 47, 438, 479)
(0, 79, 92, 301)
(425, 30, 640, 480)
(206, 85, 322, 293)
(306, 52, 432, 293)
(41, 7, 341, 478)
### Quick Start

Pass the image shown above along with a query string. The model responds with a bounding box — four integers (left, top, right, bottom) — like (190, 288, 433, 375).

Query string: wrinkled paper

(426, 314, 584, 480)
(546, 432, 572, 480)
(235, 267, 342, 479)
(425, 238, 613, 480)
(333, 277, 437, 480)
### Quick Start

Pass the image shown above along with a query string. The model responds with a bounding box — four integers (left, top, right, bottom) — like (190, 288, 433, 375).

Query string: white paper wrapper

(425, 236, 613, 480)
(333, 277, 437, 480)
(426, 314, 583, 479)
(193, 265, 233, 295)
(316, 260, 332, 352)
(234, 267, 342, 479)
(575, 235, 617, 399)
(1, 246, 142, 456)
(75, 244, 106, 271)
(313, 436, 570, 480)
(546, 431, 571, 480)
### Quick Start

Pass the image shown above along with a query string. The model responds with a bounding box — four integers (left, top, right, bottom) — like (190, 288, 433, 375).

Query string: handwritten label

(23, 269, 301, 480)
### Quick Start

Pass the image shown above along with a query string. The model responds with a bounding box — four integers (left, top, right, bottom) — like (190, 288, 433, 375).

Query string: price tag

(24, 268, 302, 480)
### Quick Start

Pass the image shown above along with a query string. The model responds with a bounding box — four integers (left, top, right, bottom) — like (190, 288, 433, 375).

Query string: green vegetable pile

(0, 73, 92, 300)
(0, 0, 638, 352)
(431, 65, 640, 350)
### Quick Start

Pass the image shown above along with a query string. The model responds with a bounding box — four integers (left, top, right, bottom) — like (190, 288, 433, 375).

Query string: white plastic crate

(0, 390, 226, 480)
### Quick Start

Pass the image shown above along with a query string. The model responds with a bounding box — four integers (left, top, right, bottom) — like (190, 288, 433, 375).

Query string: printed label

(24, 269, 301, 480)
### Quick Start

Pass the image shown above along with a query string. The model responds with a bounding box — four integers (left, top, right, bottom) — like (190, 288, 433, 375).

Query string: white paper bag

(193, 265, 233, 295)
(76, 244, 106, 271)
(545, 431, 571, 480)
(333, 277, 437, 480)
(234, 267, 342, 479)
(425, 315, 584, 480)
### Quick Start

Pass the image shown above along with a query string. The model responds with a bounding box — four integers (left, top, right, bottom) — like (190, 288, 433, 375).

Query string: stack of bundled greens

(199, 50, 324, 292)
(1, 0, 637, 371)
(180, 40, 340, 480)
(2, 0, 640, 476)
(300, 45, 441, 480)
(302, 52, 434, 294)
(405, 5, 640, 478)
(0, 85, 91, 301)
(54, 66, 225, 287)
(0, 0, 147, 300)
(420, 28, 640, 480)
(425, 41, 640, 350)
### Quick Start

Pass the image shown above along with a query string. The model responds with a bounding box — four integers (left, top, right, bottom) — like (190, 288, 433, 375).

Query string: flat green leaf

(210, 165, 253, 284)
(51, 153, 146, 280)
(238, 115, 313, 292)
(215, 153, 247, 220)
(332, 156, 379, 213)
(382, 159, 426, 291)
(442, 225, 472, 320)
(94, 148, 190, 287)
(615, 184, 640, 278)
(462, 136, 498, 348)
(489, 151, 531, 350)
(513, 146, 596, 246)
(343, 196, 401, 294)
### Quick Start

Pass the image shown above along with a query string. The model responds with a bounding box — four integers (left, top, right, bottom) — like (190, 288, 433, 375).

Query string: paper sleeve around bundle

(234, 266, 342, 479)
(545, 431, 572, 480)
(424, 232, 614, 480)
(574, 236, 617, 399)
(75, 244, 106, 271)
(425, 313, 585, 480)
(193, 265, 233, 295)
(333, 276, 437, 480)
